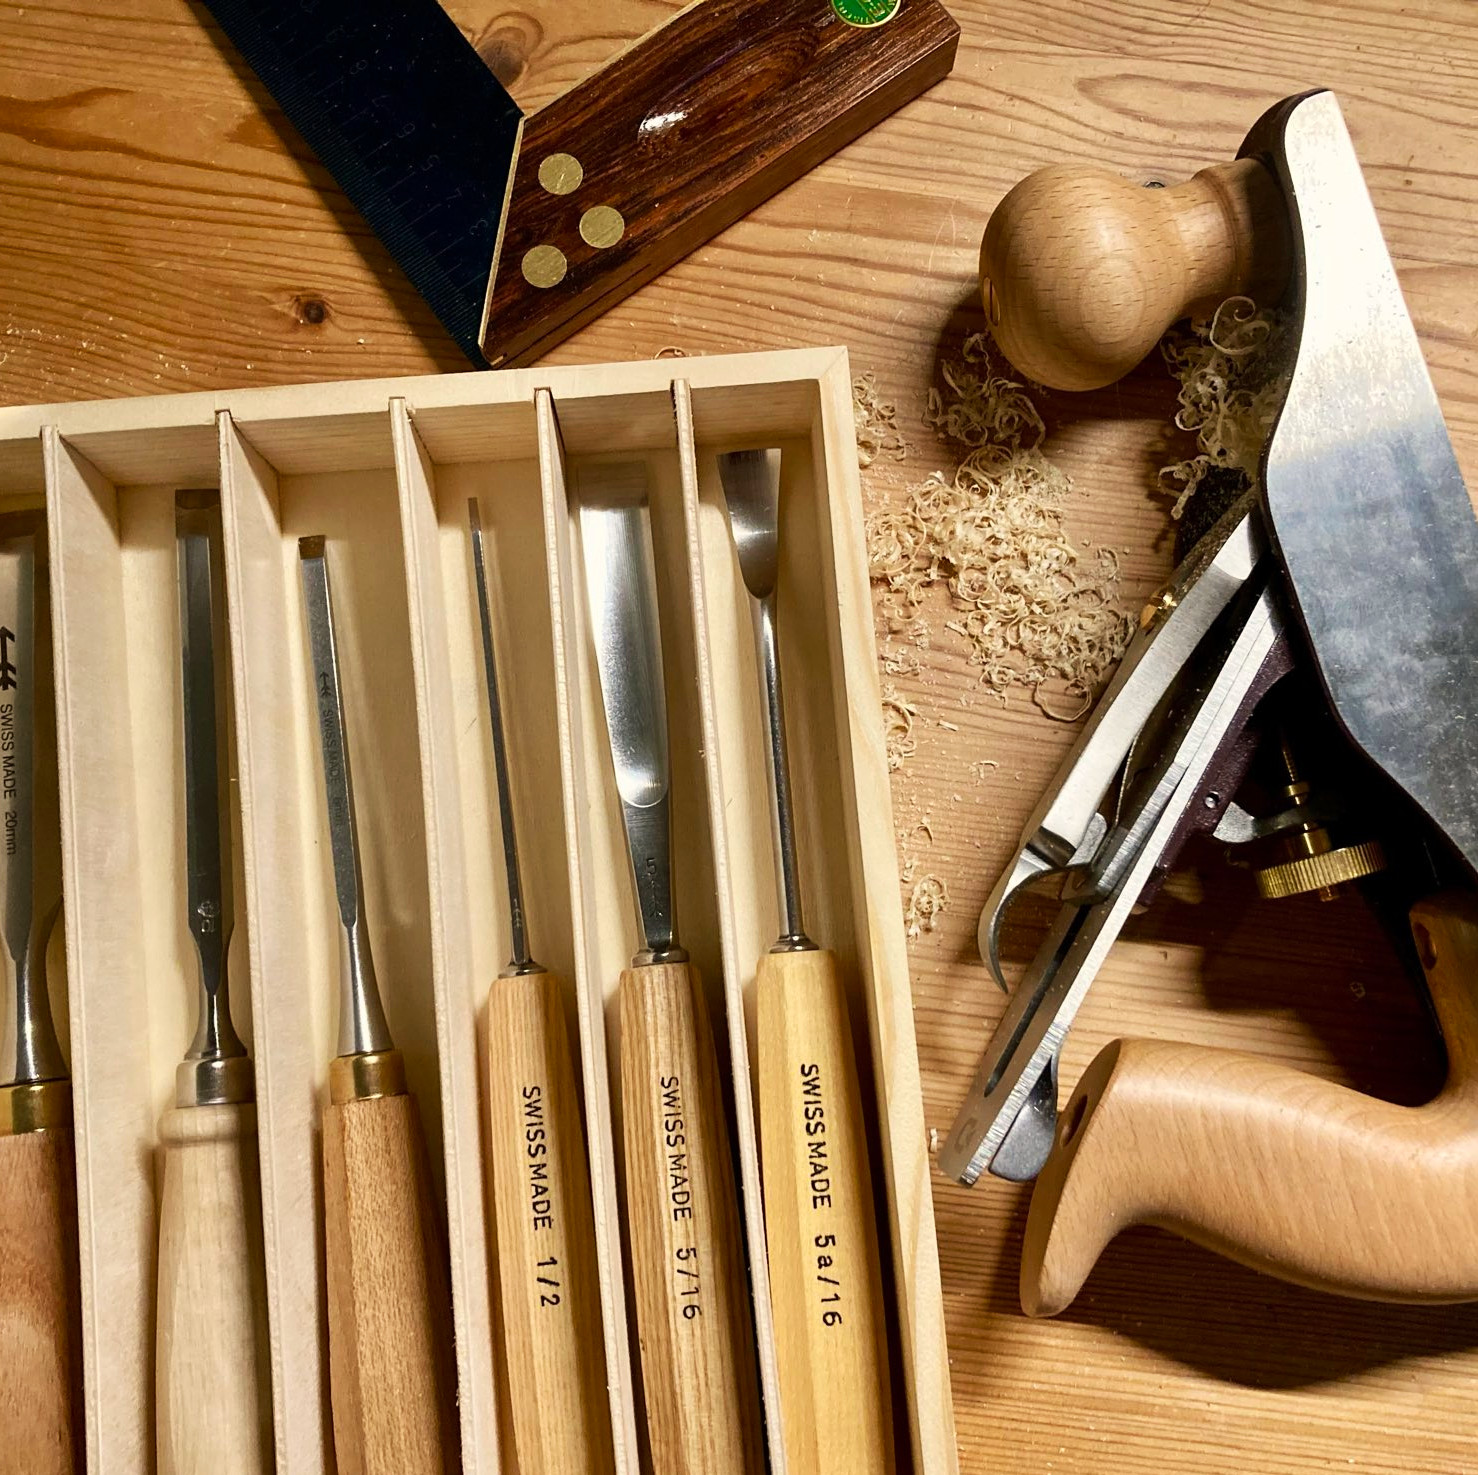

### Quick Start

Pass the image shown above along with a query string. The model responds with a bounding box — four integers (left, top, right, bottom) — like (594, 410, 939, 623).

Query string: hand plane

(942, 89, 1478, 1315)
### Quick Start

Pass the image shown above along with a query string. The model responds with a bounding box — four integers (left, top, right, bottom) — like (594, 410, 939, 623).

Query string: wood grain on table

(4, 2, 1478, 1471)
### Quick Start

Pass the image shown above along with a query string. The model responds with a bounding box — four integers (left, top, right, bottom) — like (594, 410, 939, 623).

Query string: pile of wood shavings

(904, 874, 950, 939)
(865, 333, 1133, 711)
(852, 371, 911, 467)
(1160, 295, 1292, 517)
(881, 683, 917, 771)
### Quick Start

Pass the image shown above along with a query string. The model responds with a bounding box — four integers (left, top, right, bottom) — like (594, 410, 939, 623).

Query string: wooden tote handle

(757, 948, 892, 1475)
(156, 1102, 272, 1475)
(1021, 890, 1478, 1316)
(981, 155, 1291, 390)
(0, 1114, 82, 1475)
(487, 969, 614, 1475)
(620, 960, 764, 1475)
(322, 1062, 459, 1475)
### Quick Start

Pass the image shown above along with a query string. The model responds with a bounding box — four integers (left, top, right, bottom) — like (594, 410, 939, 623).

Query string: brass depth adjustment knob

(980, 156, 1292, 390)
(1251, 736, 1385, 902)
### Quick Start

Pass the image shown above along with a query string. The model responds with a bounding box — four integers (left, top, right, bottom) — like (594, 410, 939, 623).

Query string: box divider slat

(44, 426, 158, 1473)
(534, 388, 643, 1475)
(216, 410, 330, 1474)
(389, 396, 505, 1475)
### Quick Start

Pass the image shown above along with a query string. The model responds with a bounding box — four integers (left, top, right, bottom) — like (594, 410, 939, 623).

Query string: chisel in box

(298, 536, 458, 1475)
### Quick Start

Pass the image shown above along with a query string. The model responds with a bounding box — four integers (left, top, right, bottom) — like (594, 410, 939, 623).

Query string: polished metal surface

(943, 575, 1283, 1185)
(717, 448, 815, 953)
(576, 463, 686, 966)
(976, 504, 1262, 987)
(469, 498, 540, 977)
(175, 495, 252, 1107)
(1245, 90, 1478, 880)
(0, 515, 65, 1090)
(298, 537, 394, 1057)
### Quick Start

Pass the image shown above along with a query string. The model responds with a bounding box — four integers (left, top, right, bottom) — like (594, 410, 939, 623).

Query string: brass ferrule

(330, 1049, 407, 1105)
(0, 1078, 72, 1136)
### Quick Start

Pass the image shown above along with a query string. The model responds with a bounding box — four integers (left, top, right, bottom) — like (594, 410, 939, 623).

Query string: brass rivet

(538, 152, 583, 195)
(579, 205, 625, 249)
(522, 245, 568, 289)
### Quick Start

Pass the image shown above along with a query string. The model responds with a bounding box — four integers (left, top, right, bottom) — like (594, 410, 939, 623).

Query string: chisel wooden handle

(620, 960, 763, 1475)
(487, 970, 613, 1475)
(757, 949, 892, 1475)
(0, 1107, 81, 1475)
(981, 154, 1291, 390)
(1021, 891, 1478, 1315)
(323, 1055, 458, 1475)
(156, 1101, 272, 1474)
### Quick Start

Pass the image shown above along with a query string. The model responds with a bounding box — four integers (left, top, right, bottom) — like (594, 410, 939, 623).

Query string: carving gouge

(0, 511, 81, 1474)
(468, 499, 613, 1475)
(716, 449, 891, 1475)
(577, 463, 763, 1475)
(156, 492, 271, 1474)
(298, 537, 458, 1475)
(947, 89, 1478, 1315)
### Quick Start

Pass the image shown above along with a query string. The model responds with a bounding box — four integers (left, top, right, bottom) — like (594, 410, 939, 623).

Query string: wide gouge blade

(577, 462, 763, 1475)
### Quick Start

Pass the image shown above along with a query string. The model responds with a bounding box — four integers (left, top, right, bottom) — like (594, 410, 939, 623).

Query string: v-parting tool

(468, 498, 613, 1475)
(156, 491, 271, 1474)
(716, 449, 892, 1475)
(0, 510, 81, 1475)
(577, 462, 764, 1475)
(297, 536, 458, 1475)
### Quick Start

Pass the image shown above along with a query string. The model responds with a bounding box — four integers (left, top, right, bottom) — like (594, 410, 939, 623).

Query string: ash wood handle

(757, 948, 892, 1475)
(0, 1120, 82, 1474)
(486, 969, 614, 1475)
(620, 960, 764, 1475)
(1021, 890, 1478, 1316)
(323, 1072, 459, 1475)
(156, 1101, 272, 1474)
(981, 155, 1291, 390)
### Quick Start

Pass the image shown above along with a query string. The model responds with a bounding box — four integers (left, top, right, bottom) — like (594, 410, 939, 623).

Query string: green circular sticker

(831, 0, 901, 25)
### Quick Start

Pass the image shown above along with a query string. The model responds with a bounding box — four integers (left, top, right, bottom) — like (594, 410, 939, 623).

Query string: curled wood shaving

(881, 683, 917, 772)
(904, 873, 950, 940)
(852, 371, 911, 467)
(865, 333, 1132, 704)
(1159, 295, 1293, 517)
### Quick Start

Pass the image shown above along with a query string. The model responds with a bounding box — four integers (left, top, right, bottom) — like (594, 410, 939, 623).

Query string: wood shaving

(653, 345, 690, 358)
(938, 719, 959, 732)
(865, 333, 1132, 704)
(852, 371, 911, 467)
(1159, 295, 1293, 517)
(904, 873, 950, 939)
(880, 643, 923, 678)
(970, 759, 999, 781)
(1032, 682, 1093, 723)
(882, 683, 917, 772)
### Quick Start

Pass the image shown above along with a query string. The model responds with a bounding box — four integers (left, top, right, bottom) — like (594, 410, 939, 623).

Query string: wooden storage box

(0, 346, 956, 1474)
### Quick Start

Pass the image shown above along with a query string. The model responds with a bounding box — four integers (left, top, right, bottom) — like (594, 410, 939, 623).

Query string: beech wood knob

(156, 1101, 273, 1475)
(620, 960, 764, 1475)
(757, 947, 892, 1475)
(486, 969, 614, 1475)
(0, 1120, 82, 1475)
(322, 1069, 459, 1475)
(1021, 890, 1478, 1316)
(981, 155, 1291, 390)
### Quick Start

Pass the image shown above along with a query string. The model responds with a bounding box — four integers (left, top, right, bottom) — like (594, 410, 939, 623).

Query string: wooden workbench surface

(4, 2, 1478, 1471)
